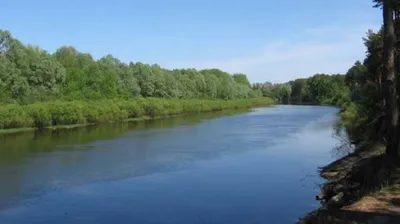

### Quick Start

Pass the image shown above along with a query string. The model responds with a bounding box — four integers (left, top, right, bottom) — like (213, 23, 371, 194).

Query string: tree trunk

(382, 0, 400, 158)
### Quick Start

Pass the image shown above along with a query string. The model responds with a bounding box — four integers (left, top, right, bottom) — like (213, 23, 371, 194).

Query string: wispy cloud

(164, 23, 380, 83)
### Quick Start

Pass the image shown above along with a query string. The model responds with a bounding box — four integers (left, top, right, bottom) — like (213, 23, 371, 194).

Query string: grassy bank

(0, 97, 274, 134)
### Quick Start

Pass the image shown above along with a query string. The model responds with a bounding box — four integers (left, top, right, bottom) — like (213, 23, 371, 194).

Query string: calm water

(0, 105, 342, 224)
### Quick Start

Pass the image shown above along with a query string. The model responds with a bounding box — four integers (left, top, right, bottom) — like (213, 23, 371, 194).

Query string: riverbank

(0, 97, 274, 134)
(297, 102, 400, 223)
(298, 141, 400, 223)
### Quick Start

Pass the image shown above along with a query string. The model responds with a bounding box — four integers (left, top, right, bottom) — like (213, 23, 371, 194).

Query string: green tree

(272, 83, 292, 104)
(290, 78, 309, 104)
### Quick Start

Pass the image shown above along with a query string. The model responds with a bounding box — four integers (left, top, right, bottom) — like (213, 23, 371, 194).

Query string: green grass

(0, 97, 274, 134)
(46, 123, 96, 130)
(0, 127, 35, 134)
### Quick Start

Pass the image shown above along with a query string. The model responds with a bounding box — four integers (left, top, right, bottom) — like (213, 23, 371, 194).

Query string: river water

(0, 105, 343, 224)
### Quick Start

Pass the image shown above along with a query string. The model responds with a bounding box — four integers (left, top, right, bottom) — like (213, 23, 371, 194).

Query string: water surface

(0, 105, 342, 224)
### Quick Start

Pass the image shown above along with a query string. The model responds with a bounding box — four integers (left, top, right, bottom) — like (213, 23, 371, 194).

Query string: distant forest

(253, 73, 349, 106)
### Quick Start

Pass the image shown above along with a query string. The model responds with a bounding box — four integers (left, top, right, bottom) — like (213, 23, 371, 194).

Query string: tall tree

(382, 0, 399, 158)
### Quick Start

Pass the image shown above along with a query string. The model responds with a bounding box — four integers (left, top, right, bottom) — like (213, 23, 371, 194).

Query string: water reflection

(0, 106, 345, 224)
(0, 109, 250, 163)
(330, 121, 354, 158)
(0, 109, 252, 209)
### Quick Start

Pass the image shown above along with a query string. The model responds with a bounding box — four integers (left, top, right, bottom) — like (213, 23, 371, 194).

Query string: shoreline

(298, 107, 400, 223)
(0, 103, 273, 135)
(298, 140, 400, 223)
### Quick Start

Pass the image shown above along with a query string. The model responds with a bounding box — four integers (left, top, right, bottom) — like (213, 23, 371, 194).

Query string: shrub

(26, 103, 52, 128)
(0, 97, 273, 130)
(49, 101, 86, 125)
(117, 100, 144, 118)
(0, 104, 33, 129)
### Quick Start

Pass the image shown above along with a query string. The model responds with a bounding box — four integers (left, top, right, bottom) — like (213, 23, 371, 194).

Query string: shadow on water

(0, 109, 250, 164)
(330, 121, 355, 159)
(0, 109, 254, 211)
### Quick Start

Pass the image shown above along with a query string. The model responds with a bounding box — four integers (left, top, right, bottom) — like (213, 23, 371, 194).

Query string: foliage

(0, 98, 274, 130)
(252, 74, 350, 106)
(336, 0, 400, 158)
(0, 30, 275, 131)
(0, 30, 260, 103)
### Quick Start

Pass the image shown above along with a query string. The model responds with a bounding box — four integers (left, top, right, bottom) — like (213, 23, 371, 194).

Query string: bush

(49, 101, 86, 125)
(27, 103, 52, 128)
(140, 98, 165, 117)
(0, 97, 273, 130)
(83, 100, 128, 123)
(117, 100, 144, 118)
(0, 104, 33, 129)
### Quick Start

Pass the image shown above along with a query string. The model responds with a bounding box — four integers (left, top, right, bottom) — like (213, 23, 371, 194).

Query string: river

(0, 105, 343, 224)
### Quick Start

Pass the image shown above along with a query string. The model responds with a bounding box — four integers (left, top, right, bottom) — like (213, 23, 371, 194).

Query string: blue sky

(1, 0, 381, 83)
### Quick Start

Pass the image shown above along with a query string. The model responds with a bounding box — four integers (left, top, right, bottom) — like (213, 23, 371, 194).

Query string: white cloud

(164, 23, 380, 83)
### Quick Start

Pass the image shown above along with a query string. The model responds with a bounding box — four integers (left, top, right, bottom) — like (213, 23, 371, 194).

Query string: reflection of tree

(0, 166, 22, 210)
(0, 109, 250, 164)
(0, 109, 251, 211)
(331, 123, 354, 158)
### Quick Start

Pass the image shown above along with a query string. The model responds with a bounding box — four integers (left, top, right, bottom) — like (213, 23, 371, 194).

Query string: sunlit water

(0, 105, 343, 224)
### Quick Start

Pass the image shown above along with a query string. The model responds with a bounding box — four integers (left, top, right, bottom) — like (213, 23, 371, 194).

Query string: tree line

(252, 74, 350, 106)
(0, 30, 259, 105)
(0, 30, 275, 131)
